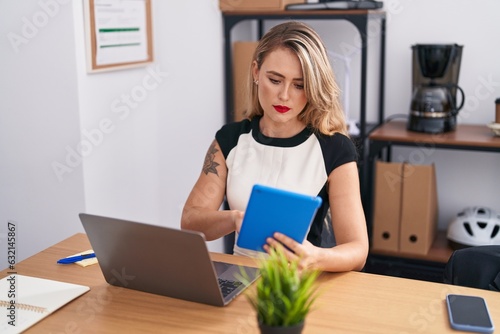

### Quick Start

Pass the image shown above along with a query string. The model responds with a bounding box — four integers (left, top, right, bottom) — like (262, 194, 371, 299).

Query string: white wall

(73, 0, 225, 244)
(1, 0, 499, 269)
(0, 0, 86, 269)
(0, 0, 224, 270)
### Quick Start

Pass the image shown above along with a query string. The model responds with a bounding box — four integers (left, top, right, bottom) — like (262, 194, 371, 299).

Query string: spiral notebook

(0, 275, 90, 333)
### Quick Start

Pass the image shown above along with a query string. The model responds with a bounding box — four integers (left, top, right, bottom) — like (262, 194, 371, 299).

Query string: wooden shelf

(370, 230, 454, 264)
(364, 120, 500, 282)
(369, 121, 500, 151)
(367, 121, 500, 263)
(367, 121, 500, 264)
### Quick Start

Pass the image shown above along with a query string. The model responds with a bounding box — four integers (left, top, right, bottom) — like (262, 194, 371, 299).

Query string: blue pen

(57, 253, 96, 264)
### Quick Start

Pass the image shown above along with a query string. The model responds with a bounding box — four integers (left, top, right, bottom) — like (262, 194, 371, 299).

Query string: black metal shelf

(220, 9, 387, 255)
(221, 9, 387, 159)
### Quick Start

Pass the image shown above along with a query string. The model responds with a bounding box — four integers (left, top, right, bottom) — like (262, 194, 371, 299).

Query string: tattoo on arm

(203, 143, 220, 176)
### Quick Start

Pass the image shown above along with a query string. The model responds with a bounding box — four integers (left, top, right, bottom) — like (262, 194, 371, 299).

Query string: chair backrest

(444, 245, 500, 291)
(321, 208, 336, 248)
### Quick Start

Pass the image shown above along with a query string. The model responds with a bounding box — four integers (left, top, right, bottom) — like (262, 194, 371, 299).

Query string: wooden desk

(2, 233, 499, 333)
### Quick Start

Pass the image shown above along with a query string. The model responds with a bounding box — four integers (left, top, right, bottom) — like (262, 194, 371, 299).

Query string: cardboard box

(399, 163, 438, 255)
(371, 161, 438, 255)
(371, 161, 403, 252)
(220, 0, 305, 12)
(232, 42, 258, 121)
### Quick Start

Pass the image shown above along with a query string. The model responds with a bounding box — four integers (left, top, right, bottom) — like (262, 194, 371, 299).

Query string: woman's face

(253, 47, 307, 128)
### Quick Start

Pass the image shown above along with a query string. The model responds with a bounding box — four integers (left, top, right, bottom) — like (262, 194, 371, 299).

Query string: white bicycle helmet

(447, 206, 500, 249)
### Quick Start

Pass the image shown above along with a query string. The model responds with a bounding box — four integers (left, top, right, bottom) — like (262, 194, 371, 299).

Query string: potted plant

(242, 247, 321, 334)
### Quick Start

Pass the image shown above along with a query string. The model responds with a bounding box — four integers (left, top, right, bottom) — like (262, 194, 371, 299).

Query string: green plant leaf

(243, 247, 322, 327)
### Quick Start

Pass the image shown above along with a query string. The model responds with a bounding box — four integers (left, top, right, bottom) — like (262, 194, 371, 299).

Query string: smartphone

(446, 294, 494, 333)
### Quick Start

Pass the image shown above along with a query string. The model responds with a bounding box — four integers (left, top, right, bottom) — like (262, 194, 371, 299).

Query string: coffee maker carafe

(408, 44, 465, 133)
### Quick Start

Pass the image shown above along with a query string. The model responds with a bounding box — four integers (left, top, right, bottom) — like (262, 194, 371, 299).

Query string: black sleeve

(215, 119, 252, 159)
(317, 133, 358, 175)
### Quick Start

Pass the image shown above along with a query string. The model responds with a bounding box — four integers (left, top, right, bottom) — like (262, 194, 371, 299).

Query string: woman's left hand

(264, 232, 320, 270)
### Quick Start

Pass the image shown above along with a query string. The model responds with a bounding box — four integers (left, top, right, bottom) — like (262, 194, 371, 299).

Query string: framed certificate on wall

(84, 0, 154, 72)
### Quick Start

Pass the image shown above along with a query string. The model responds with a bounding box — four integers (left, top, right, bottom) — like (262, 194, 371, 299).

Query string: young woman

(181, 21, 368, 272)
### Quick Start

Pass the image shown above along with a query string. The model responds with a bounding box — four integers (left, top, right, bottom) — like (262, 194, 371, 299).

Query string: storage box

(232, 41, 258, 121)
(399, 163, 438, 255)
(371, 161, 438, 255)
(371, 161, 403, 252)
(220, 0, 305, 12)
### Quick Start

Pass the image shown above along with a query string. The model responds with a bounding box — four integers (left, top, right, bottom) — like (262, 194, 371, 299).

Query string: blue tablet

(237, 184, 323, 252)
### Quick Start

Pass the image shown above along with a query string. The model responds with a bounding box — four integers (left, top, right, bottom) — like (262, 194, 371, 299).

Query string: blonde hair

(244, 21, 348, 136)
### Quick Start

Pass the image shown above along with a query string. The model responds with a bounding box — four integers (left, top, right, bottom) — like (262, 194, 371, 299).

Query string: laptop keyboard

(218, 278, 242, 298)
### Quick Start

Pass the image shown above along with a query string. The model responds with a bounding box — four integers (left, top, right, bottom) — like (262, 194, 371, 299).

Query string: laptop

(237, 184, 323, 252)
(79, 213, 260, 307)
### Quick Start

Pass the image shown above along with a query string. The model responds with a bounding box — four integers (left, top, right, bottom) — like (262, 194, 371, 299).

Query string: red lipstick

(273, 105, 290, 113)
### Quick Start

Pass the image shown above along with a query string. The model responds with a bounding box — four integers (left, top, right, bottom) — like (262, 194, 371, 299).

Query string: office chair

(321, 208, 336, 247)
(443, 245, 500, 291)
